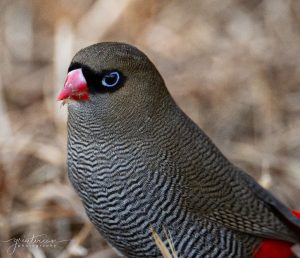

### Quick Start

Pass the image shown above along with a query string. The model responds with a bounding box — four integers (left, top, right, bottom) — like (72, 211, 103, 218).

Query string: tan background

(0, 0, 300, 257)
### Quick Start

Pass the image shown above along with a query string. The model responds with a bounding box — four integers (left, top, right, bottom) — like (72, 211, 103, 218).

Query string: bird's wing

(242, 171, 300, 229)
(203, 169, 300, 243)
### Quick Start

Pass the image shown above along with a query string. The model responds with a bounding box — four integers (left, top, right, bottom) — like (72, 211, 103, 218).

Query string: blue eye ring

(102, 71, 120, 88)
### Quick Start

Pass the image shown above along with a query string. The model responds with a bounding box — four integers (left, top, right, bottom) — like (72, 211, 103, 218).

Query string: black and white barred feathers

(59, 42, 300, 258)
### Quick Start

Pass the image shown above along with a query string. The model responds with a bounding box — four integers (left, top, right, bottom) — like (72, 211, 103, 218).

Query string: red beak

(57, 68, 89, 101)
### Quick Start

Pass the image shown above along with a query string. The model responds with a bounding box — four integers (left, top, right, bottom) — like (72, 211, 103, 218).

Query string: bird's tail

(253, 210, 300, 258)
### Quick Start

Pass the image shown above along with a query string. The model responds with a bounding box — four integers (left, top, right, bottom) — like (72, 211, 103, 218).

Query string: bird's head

(58, 42, 170, 126)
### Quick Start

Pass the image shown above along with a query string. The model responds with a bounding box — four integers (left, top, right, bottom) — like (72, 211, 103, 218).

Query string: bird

(57, 42, 300, 258)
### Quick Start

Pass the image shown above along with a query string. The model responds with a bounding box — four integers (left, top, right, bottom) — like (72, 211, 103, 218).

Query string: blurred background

(0, 0, 300, 257)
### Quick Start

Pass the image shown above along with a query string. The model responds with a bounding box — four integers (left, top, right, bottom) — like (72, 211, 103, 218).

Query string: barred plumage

(60, 42, 300, 258)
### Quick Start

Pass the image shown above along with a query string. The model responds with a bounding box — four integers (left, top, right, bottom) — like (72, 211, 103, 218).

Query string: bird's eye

(101, 71, 121, 88)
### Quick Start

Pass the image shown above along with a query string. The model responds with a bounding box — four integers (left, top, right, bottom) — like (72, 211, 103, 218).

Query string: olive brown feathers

(59, 42, 300, 258)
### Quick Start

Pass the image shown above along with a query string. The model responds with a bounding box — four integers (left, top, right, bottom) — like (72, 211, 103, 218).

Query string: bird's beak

(57, 68, 89, 101)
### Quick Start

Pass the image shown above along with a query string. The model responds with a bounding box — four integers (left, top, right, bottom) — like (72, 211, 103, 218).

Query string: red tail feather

(253, 210, 300, 258)
(292, 210, 300, 219)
